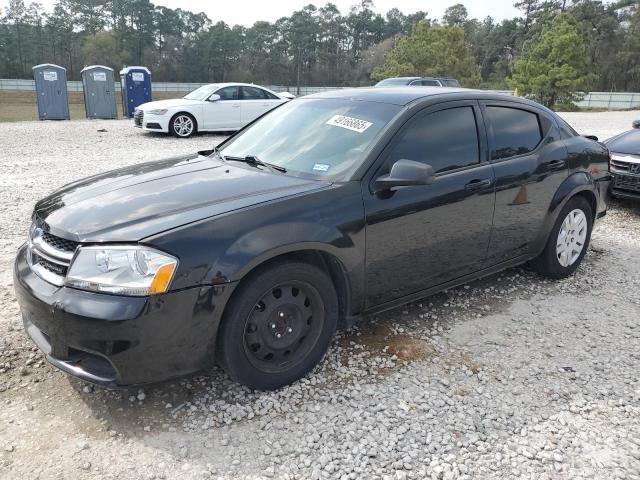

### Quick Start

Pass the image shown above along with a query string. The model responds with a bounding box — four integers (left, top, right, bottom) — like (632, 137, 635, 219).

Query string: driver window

(384, 106, 480, 174)
(215, 86, 239, 101)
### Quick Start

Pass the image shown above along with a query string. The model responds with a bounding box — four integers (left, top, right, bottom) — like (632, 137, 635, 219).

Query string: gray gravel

(1, 113, 640, 480)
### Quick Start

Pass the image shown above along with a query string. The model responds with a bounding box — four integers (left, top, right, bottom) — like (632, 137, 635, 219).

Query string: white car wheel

(171, 114, 195, 138)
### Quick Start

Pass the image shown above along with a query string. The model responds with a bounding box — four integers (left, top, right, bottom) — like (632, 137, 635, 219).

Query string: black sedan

(14, 87, 611, 390)
(606, 128, 640, 200)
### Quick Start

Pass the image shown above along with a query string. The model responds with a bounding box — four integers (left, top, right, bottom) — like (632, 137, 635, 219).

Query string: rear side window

(241, 86, 266, 100)
(487, 106, 542, 160)
(386, 106, 480, 174)
(421, 80, 440, 86)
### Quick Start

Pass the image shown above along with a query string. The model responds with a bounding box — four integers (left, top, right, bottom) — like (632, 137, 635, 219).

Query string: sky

(5, 0, 522, 25)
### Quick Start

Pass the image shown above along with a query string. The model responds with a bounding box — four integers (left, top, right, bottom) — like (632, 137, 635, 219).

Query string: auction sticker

(313, 163, 330, 172)
(43, 71, 57, 81)
(326, 115, 372, 133)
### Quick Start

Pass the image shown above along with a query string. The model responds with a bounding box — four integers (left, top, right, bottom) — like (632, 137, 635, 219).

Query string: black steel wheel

(217, 261, 338, 390)
(244, 281, 324, 373)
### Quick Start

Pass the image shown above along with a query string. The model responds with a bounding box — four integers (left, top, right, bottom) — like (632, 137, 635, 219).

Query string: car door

(480, 101, 569, 265)
(363, 101, 496, 307)
(240, 86, 280, 125)
(202, 86, 240, 130)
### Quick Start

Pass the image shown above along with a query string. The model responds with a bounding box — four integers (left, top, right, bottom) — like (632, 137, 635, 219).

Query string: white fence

(0, 78, 342, 96)
(2, 78, 640, 109)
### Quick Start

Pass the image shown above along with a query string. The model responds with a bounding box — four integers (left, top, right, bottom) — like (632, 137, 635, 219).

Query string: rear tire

(170, 113, 196, 138)
(217, 261, 338, 390)
(531, 196, 593, 279)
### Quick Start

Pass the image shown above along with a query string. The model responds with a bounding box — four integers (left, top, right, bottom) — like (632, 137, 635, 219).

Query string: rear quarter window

(487, 106, 542, 160)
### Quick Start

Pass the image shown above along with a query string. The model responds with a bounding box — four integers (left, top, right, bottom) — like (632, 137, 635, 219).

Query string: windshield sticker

(326, 115, 373, 133)
(313, 163, 330, 172)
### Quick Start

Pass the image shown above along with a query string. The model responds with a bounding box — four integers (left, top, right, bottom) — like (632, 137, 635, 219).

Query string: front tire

(170, 113, 196, 138)
(217, 261, 338, 390)
(532, 196, 593, 279)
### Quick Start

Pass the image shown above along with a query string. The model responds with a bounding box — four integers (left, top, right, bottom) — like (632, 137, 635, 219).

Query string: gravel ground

(1, 113, 640, 480)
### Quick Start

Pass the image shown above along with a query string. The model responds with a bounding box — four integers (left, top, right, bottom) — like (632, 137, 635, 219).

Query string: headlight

(147, 109, 168, 115)
(66, 245, 177, 296)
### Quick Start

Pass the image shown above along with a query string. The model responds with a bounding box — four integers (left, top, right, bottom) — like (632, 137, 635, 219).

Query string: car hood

(34, 154, 328, 242)
(138, 98, 202, 110)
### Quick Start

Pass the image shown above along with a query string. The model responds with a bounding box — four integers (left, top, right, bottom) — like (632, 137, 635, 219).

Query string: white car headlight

(66, 245, 178, 296)
(147, 109, 168, 115)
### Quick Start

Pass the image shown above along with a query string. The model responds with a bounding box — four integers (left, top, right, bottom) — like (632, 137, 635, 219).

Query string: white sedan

(133, 83, 291, 138)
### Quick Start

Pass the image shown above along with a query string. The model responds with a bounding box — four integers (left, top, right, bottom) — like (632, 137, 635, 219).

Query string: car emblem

(630, 163, 640, 175)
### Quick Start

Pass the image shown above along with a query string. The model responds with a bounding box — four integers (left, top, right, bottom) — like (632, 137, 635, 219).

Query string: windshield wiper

(224, 155, 287, 173)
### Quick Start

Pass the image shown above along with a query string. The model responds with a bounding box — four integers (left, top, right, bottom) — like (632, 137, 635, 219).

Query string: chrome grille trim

(27, 224, 78, 286)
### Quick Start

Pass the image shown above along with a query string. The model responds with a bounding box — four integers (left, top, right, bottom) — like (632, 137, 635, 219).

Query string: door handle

(548, 160, 566, 170)
(464, 178, 492, 191)
(232, 103, 240, 108)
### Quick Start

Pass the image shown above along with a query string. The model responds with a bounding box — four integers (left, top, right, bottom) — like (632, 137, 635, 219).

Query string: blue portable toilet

(120, 66, 152, 118)
(32, 64, 70, 120)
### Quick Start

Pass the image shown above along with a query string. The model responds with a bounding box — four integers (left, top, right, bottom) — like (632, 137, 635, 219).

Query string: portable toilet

(32, 64, 70, 120)
(81, 65, 117, 119)
(120, 66, 152, 118)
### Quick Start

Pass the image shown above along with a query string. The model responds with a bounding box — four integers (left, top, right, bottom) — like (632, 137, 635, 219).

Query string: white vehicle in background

(134, 83, 291, 138)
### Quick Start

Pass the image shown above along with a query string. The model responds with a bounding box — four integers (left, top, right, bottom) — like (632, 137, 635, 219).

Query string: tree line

(1, 0, 639, 97)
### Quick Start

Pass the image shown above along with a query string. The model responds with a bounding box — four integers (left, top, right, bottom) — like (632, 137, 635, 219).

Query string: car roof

(305, 87, 539, 108)
(201, 82, 274, 89)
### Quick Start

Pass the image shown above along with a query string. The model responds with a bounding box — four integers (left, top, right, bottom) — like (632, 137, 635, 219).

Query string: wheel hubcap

(556, 209, 588, 267)
(243, 282, 324, 373)
(173, 116, 193, 136)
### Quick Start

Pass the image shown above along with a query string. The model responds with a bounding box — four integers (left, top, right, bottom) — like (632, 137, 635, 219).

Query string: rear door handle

(465, 178, 492, 191)
(548, 160, 566, 170)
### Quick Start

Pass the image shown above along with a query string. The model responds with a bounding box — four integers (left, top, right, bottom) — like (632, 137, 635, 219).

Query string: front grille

(41, 231, 79, 253)
(134, 109, 144, 127)
(33, 252, 68, 276)
(28, 222, 77, 286)
(614, 174, 640, 192)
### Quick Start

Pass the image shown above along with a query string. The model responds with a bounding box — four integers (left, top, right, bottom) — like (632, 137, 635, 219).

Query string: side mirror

(583, 134, 598, 141)
(375, 159, 436, 192)
(208, 94, 221, 102)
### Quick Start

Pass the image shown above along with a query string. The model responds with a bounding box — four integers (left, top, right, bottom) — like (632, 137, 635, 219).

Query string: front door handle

(548, 160, 566, 170)
(464, 178, 492, 191)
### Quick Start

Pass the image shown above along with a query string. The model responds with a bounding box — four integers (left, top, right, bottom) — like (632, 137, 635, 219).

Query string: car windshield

(375, 78, 412, 87)
(184, 85, 219, 101)
(220, 98, 402, 179)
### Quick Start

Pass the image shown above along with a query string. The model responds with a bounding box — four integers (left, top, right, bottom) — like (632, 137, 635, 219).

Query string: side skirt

(345, 254, 532, 326)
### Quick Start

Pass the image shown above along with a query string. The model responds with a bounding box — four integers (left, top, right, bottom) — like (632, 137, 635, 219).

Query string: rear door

(203, 86, 240, 130)
(240, 86, 282, 125)
(480, 101, 569, 264)
(363, 101, 496, 307)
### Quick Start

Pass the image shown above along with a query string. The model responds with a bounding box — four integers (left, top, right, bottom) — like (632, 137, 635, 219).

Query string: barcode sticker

(326, 115, 373, 133)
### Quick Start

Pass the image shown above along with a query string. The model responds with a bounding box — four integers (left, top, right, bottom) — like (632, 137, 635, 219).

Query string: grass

(0, 90, 185, 122)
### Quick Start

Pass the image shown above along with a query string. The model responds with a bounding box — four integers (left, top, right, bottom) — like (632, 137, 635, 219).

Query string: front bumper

(14, 244, 234, 386)
(134, 110, 170, 133)
(609, 172, 640, 200)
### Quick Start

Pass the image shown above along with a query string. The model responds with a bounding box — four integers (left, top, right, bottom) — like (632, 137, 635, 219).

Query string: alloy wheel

(556, 208, 588, 267)
(173, 115, 194, 137)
